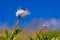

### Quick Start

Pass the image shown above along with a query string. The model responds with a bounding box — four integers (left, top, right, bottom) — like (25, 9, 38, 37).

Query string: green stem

(12, 16, 20, 34)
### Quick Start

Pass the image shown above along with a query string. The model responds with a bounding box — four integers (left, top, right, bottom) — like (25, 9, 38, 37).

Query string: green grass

(0, 28, 60, 40)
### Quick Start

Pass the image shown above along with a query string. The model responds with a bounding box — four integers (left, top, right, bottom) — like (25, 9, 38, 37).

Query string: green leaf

(5, 30, 11, 37)
(13, 27, 22, 36)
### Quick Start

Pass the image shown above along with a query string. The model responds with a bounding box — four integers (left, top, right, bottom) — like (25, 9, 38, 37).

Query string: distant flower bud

(42, 24, 47, 28)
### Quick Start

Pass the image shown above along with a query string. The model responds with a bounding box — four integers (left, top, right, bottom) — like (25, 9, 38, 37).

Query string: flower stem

(13, 16, 20, 33)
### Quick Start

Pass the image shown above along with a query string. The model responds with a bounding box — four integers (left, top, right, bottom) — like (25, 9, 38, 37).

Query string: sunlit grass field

(0, 28, 60, 40)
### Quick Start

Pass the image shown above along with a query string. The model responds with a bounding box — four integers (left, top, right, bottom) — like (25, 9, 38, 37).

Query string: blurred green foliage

(0, 27, 22, 40)
(0, 27, 60, 40)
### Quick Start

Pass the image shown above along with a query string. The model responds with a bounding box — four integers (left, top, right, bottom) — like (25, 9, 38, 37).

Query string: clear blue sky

(0, 0, 60, 28)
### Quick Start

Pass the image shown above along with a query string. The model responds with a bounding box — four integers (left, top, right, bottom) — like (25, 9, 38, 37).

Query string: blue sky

(0, 0, 60, 29)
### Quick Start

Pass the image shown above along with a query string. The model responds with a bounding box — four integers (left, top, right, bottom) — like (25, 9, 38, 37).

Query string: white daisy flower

(16, 9, 30, 17)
